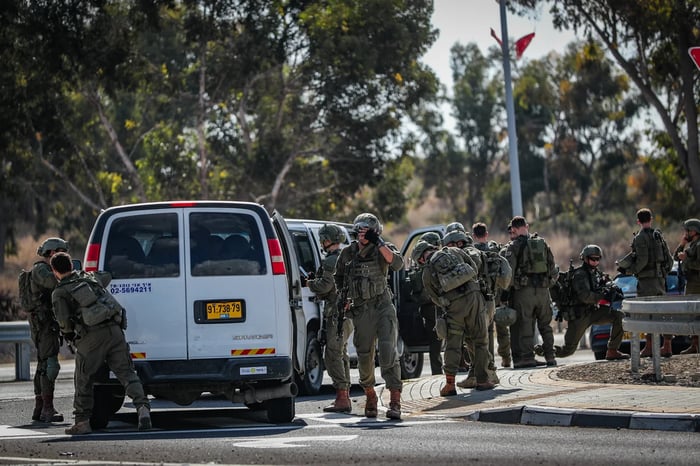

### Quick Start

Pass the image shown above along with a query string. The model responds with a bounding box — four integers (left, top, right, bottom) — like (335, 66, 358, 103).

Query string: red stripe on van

(84, 243, 101, 272)
(231, 348, 276, 356)
(267, 239, 286, 275)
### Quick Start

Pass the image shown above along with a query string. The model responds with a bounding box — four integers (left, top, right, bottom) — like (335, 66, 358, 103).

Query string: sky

(423, 2, 579, 101)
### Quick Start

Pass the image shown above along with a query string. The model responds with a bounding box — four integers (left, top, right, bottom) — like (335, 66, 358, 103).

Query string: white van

(82, 201, 305, 426)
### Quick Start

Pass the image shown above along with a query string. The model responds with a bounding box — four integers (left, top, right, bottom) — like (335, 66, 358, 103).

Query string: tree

(512, 0, 700, 213)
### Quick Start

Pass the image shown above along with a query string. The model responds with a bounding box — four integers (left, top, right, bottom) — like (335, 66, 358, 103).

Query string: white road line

(232, 434, 358, 449)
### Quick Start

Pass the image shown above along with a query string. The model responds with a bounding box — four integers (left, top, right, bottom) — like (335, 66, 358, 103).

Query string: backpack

(68, 277, 125, 327)
(652, 229, 674, 275)
(429, 247, 477, 293)
(483, 251, 512, 290)
(18, 269, 34, 311)
(526, 235, 548, 274)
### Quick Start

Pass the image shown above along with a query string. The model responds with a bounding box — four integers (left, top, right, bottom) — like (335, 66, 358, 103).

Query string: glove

(364, 228, 380, 245)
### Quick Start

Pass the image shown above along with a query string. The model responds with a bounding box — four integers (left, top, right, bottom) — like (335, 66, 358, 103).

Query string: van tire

(265, 396, 295, 423)
(399, 352, 424, 380)
(296, 334, 324, 396)
(90, 385, 125, 429)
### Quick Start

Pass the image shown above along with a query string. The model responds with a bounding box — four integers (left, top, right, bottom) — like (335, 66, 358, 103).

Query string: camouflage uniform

(556, 262, 625, 357)
(52, 270, 150, 428)
(335, 238, 403, 416)
(674, 218, 700, 353)
(503, 233, 558, 366)
(406, 265, 443, 374)
(28, 260, 62, 421)
(421, 247, 492, 394)
(308, 249, 354, 391)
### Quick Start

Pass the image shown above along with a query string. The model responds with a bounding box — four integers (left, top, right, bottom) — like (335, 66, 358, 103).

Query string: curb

(467, 405, 700, 432)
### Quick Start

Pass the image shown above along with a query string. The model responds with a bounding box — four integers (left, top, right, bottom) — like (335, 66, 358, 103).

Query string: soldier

(406, 231, 444, 375)
(555, 245, 630, 360)
(24, 237, 67, 423)
(305, 224, 354, 412)
(334, 213, 404, 420)
(472, 222, 513, 368)
(617, 208, 675, 357)
(50, 252, 151, 435)
(673, 218, 700, 354)
(502, 216, 558, 368)
(413, 241, 494, 396)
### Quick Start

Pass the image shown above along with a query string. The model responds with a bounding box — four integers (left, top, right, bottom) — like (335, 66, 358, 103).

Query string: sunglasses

(588, 256, 601, 262)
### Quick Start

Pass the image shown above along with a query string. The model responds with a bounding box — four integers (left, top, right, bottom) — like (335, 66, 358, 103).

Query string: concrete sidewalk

(378, 364, 700, 432)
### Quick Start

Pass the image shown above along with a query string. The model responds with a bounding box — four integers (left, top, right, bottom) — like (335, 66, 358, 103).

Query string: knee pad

(46, 356, 60, 381)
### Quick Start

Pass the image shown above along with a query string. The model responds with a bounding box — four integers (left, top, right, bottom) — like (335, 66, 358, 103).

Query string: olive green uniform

(28, 261, 62, 398)
(675, 236, 700, 294)
(52, 271, 149, 424)
(422, 247, 490, 381)
(627, 227, 669, 297)
(307, 250, 354, 390)
(503, 234, 558, 363)
(407, 265, 443, 374)
(556, 263, 624, 357)
(334, 241, 403, 391)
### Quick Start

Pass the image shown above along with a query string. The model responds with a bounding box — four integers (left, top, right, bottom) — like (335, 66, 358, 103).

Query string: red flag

(515, 32, 535, 59)
(490, 28, 502, 47)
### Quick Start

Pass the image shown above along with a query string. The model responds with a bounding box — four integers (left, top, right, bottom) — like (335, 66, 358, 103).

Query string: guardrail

(0, 321, 32, 381)
(622, 295, 700, 381)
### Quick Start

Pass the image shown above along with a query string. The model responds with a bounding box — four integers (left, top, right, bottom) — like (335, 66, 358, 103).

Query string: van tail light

(267, 239, 286, 275)
(84, 243, 101, 272)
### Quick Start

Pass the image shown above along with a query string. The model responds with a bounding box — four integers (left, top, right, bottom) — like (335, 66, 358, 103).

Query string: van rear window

(105, 213, 180, 279)
(189, 212, 266, 276)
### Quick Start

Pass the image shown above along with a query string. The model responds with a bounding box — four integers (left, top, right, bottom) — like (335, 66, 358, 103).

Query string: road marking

(0, 425, 49, 438)
(232, 434, 358, 448)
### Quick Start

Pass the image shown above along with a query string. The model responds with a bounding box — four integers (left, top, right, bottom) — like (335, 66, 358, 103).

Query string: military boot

(363, 387, 378, 418)
(501, 355, 512, 368)
(680, 336, 699, 354)
(65, 420, 92, 435)
(32, 395, 43, 422)
(440, 374, 456, 397)
(39, 394, 64, 423)
(640, 335, 653, 357)
(660, 335, 673, 358)
(323, 389, 352, 413)
(456, 374, 476, 389)
(137, 405, 152, 431)
(386, 389, 401, 420)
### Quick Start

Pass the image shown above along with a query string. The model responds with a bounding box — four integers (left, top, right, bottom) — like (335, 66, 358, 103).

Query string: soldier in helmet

(555, 245, 629, 360)
(334, 213, 404, 419)
(305, 224, 355, 412)
(25, 237, 68, 423)
(413, 241, 494, 396)
(406, 232, 444, 375)
(673, 218, 700, 354)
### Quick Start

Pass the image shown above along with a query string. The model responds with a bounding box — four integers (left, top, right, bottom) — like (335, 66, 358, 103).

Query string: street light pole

(499, 0, 523, 217)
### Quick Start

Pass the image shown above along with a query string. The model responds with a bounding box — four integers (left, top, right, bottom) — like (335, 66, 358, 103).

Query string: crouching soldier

(50, 252, 152, 435)
(556, 245, 629, 360)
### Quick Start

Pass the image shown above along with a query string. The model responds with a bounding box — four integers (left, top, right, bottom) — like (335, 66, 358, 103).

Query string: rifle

(336, 287, 352, 340)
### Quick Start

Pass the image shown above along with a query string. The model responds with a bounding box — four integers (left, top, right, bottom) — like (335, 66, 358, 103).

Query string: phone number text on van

(110, 283, 153, 294)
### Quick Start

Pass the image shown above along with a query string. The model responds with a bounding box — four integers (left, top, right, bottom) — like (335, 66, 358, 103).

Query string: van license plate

(206, 301, 244, 320)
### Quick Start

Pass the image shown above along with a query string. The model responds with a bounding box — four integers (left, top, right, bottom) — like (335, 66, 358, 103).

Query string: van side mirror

(72, 259, 83, 271)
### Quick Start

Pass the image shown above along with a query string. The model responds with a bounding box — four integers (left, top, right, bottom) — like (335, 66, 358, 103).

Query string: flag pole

(499, 0, 523, 217)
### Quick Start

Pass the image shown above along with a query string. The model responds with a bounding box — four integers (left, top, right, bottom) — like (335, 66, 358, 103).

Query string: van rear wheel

(400, 352, 424, 380)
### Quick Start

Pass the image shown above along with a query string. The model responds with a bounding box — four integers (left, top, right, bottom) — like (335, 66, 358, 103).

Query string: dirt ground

(556, 353, 700, 388)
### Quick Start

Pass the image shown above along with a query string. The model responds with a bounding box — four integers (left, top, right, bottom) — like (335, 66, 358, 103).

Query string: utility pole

(499, 0, 523, 217)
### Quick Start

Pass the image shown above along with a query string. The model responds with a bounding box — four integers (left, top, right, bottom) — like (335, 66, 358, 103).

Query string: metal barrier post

(15, 342, 31, 381)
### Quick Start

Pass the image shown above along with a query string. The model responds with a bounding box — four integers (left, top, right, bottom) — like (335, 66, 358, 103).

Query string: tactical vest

(635, 228, 673, 278)
(313, 250, 339, 302)
(346, 243, 388, 303)
(60, 274, 124, 328)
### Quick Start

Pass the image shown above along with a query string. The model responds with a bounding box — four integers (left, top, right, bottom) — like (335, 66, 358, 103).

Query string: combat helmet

(683, 218, 700, 234)
(445, 221, 466, 233)
(419, 231, 443, 248)
(318, 224, 346, 244)
(37, 237, 69, 257)
(580, 244, 603, 260)
(443, 229, 471, 247)
(411, 240, 437, 264)
(353, 213, 383, 234)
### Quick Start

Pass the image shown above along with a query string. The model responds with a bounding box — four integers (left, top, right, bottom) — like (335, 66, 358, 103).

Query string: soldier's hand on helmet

(364, 228, 380, 245)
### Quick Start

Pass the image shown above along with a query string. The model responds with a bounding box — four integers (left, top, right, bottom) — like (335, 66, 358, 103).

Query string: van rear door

(271, 211, 306, 375)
